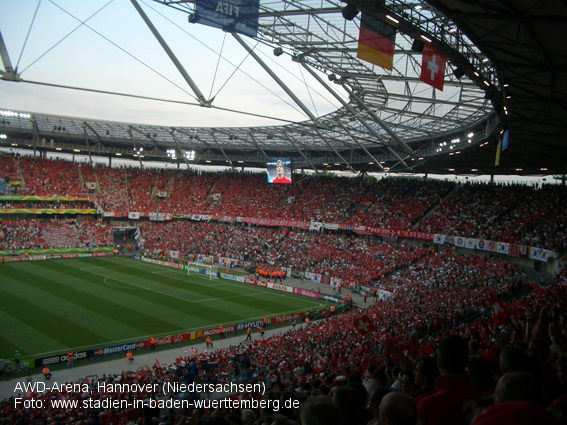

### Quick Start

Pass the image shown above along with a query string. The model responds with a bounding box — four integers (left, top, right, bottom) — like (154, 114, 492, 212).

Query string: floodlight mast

(130, 0, 212, 107)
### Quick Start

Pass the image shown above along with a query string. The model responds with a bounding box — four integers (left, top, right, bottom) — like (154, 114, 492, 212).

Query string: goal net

(187, 262, 218, 280)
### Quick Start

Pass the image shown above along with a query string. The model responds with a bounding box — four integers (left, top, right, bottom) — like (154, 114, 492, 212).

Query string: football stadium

(1, 1, 567, 424)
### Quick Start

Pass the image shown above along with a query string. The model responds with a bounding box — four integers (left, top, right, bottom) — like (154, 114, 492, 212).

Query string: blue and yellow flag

(495, 139, 502, 166)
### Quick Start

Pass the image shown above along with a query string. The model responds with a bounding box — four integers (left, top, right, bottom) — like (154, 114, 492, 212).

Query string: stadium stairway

(13, 157, 26, 189)
(411, 182, 460, 230)
(0, 271, 367, 401)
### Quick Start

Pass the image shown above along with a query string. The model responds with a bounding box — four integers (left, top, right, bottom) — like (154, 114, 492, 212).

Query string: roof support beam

(337, 122, 386, 172)
(341, 84, 414, 155)
(300, 60, 394, 171)
(314, 128, 357, 173)
(281, 131, 319, 173)
(30, 116, 39, 157)
(232, 33, 321, 127)
(170, 129, 191, 168)
(247, 131, 269, 161)
(127, 126, 144, 167)
(0, 31, 20, 81)
(82, 123, 94, 166)
(130, 0, 210, 106)
(210, 132, 235, 170)
(258, 7, 342, 18)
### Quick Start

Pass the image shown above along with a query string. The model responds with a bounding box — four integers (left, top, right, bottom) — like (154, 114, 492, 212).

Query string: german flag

(357, 12, 396, 70)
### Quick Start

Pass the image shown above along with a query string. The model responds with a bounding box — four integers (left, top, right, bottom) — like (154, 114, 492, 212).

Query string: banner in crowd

(240, 217, 311, 230)
(150, 213, 166, 221)
(454, 237, 466, 248)
(529, 247, 554, 262)
(0, 195, 90, 202)
(434, 233, 556, 262)
(330, 276, 343, 287)
(509, 244, 520, 257)
(362, 227, 433, 240)
(0, 209, 97, 214)
(486, 240, 498, 252)
(219, 216, 235, 223)
(498, 242, 510, 255)
(110, 220, 138, 229)
(219, 256, 239, 268)
(309, 222, 324, 232)
(378, 289, 393, 301)
(191, 214, 213, 222)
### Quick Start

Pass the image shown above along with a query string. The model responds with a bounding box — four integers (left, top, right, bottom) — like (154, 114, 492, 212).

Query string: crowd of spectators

(0, 218, 113, 250)
(140, 221, 431, 287)
(0, 154, 20, 182)
(2, 155, 566, 250)
(146, 170, 175, 213)
(95, 166, 130, 214)
(18, 157, 87, 198)
(127, 169, 160, 215)
(416, 182, 567, 251)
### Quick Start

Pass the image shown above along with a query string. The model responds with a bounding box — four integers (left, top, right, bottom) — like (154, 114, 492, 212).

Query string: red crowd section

(0, 219, 113, 250)
(1, 155, 567, 252)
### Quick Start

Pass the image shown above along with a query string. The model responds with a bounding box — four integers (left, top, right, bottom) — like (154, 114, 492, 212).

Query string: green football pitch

(0, 257, 324, 361)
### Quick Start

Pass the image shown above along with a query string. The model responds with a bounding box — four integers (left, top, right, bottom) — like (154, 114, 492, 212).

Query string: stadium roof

(0, 0, 565, 176)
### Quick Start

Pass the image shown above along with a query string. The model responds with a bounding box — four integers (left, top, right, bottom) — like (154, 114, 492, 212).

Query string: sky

(0, 1, 557, 185)
(0, 0, 344, 127)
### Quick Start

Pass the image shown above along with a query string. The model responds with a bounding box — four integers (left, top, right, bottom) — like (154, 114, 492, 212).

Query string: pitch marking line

(85, 269, 285, 305)
(81, 259, 323, 308)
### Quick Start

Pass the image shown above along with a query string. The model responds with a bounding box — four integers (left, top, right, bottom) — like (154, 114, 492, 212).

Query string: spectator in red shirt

(417, 335, 484, 425)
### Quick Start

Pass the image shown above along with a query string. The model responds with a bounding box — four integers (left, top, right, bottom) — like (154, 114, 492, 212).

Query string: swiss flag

(354, 315, 376, 336)
(530, 281, 550, 297)
(420, 44, 446, 91)
(312, 353, 326, 373)
(487, 290, 509, 325)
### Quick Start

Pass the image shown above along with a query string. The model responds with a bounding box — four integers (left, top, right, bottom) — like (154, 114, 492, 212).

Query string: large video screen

(267, 158, 292, 184)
